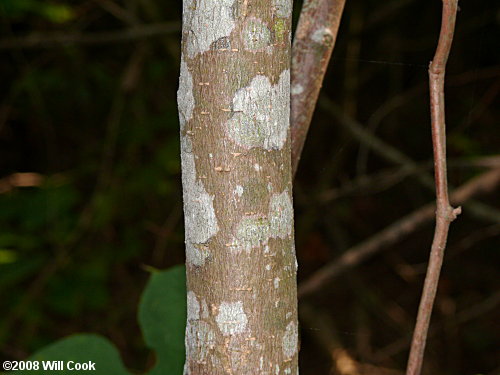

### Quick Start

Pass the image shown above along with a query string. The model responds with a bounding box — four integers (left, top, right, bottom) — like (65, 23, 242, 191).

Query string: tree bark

(178, 1, 298, 374)
(291, 0, 346, 175)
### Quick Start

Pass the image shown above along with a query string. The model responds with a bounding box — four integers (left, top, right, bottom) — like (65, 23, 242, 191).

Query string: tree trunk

(178, 1, 298, 374)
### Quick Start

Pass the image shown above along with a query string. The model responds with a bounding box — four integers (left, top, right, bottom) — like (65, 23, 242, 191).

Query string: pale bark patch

(234, 184, 244, 197)
(184, 0, 236, 58)
(268, 190, 294, 238)
(282, 321, 298, 359)
(181, 137, 219, 266)
(291, 84, 304, 96)
(185, 321, 216, 364)
(185, 291, 216, 373)
(311, 27, 334, 45)
(242, 18, 271, 51)
(187, 291, 200, 320)
(235, 215, 270, 252)
(227, 70, 290, 151)
(201, 299, 209, 319)
(215, 301, 248, 336)
(234, 189, 293, 252)
(178, 58, 195, 130)
(272, 0, 292, 18)
(274, 277, 280, 289)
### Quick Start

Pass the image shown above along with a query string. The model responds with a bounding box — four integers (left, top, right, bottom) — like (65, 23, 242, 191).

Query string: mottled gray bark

(178, 1, 298, 374)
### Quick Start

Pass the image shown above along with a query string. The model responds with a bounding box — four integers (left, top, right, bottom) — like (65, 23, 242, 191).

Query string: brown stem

(297, 167, 500, 299)
(406, 2, 460, 375)
(291, 0, 346, 175)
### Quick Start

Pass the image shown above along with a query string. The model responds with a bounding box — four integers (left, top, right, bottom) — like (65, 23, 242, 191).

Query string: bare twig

(0, 22, 180, 50)
(291, 0, 346, 175)
(406, 2, 460, 374)
(298, 167, 500, 299)
(320, 155, 500, 202)
(320, 97, 500, 223)
(372, 290, 500, 362)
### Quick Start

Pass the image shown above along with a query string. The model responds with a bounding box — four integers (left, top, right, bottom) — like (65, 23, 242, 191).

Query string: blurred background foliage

(0, 0, 498, 374)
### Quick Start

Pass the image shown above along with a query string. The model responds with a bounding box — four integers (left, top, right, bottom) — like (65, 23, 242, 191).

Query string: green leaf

(14, 334, 130, 375)
(1, 266, 187, 375)
(139, 265, 187, 375)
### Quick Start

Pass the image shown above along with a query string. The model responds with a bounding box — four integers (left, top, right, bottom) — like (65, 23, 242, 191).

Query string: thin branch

(319, 155, 500, 202)
(291, 0, 346, 175)
(0, 22, 180, 50)
(298, 167, 500, 299)
(406, 2, 460, 374)
(319, 97, 500, 223)
(372, 290, 500, 362)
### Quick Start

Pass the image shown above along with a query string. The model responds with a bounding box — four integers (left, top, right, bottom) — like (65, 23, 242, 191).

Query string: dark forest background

(0, 0, 499, 374)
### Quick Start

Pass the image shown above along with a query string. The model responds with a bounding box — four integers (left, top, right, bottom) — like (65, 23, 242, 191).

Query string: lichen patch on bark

(291, 84, 304, 96)
(242, 17, 271, 51)
(184, 0, 236, 58)
(185, 291, 216, 373)
(187, 291, 200, 320)
(226, 69, 290, 151)
(201, 299, 209, 319)
(269, 190, 294, 238)
(181, 137, 219, 266)
(272, 0, 292, 18)
(215, 301, 248, 336)
(178, 57, 195, 130)
(282, 321, 298, 359)
(274, 277, 281, 289)
(185, 320, 216, 364)
(236, 215, 270, 252)
(234, 184, 244, 197)
(233, 189, 293, 252)
(311, 27, 334, 45)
